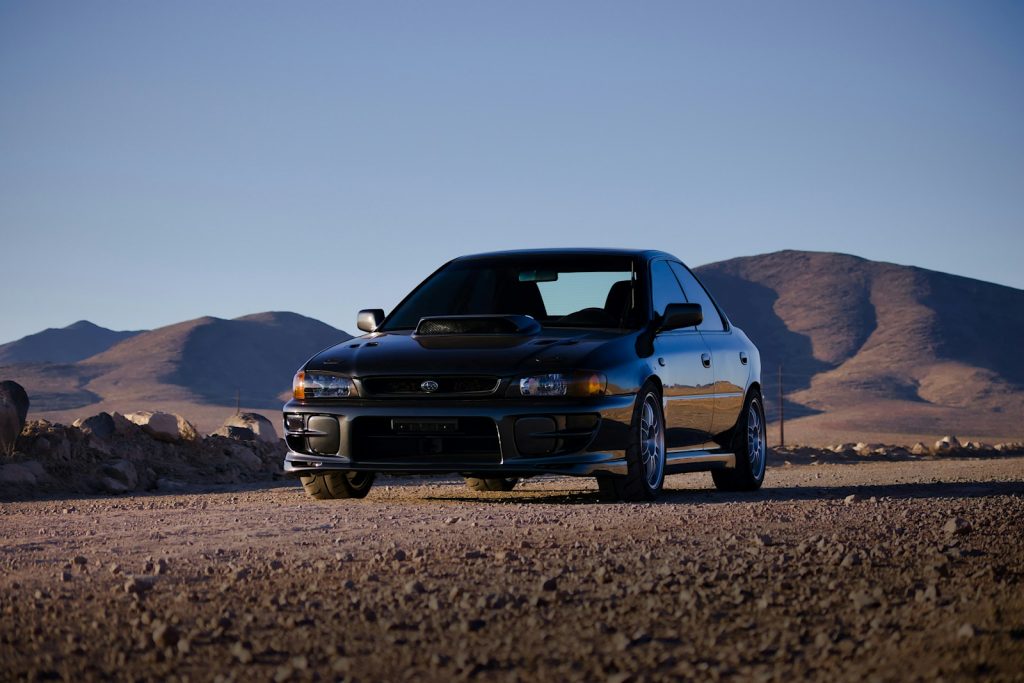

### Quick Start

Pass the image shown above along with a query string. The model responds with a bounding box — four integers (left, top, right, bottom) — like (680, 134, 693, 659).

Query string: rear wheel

(300, 471, 375, 500)
(601, 384, 666, 502)
(464, 477, 518, 492)
(712, 390, 767, 491)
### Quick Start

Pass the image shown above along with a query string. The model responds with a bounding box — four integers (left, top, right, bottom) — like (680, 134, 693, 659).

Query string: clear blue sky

(1, 1, 1022, 342)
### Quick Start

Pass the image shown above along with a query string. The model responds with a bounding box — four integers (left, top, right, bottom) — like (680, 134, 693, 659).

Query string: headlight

(293, 371, 356, 399)
(518, 372, 607, 397)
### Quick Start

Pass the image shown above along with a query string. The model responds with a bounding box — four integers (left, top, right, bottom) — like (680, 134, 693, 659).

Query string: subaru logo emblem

(420, 380, 439, 393)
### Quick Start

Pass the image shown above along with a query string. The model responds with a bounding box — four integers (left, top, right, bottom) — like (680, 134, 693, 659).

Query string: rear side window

(669, 262, 726, 332)
(650, 261, 686, 318)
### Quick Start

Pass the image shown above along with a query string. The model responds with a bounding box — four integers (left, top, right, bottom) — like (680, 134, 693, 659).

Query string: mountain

(695, 250, 1024, 443)
(0, 312, 351, 433)
(0, 320, 143, 364)
(2, 256, 1022, 444)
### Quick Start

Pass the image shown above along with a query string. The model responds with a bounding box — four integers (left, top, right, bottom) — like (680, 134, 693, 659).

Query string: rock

(124, 411, 197, 442)
(220, 412, 278, 443)
(100, 476, 129, 494)
(101, 460, 138, 490)
(934, 435, 961, 451)
(156, 478, 191, 493)
(229, 445, 262, 470)
(73, 412, 116, 439)
(152, 622, 179, 648)
(0, 463, 38, 487)
(0, 380, 30, 454)
(843, 494, 859, 505)
(541, 576, 558, 592)
(911, 442, 929, 455)
(957, 623, 976, 639)
(943, 516, 971, 536)
(213, 425, 256, 441)
(123, 576, 156, 595)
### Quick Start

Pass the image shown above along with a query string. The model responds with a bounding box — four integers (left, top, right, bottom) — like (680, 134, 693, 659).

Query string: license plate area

(390, 418, 458, 433)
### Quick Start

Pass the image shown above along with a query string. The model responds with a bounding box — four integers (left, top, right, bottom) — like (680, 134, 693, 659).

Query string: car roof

(452, 248, 678, 263)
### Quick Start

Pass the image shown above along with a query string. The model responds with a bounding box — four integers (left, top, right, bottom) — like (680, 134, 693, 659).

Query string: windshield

(381, 254, 647, 331)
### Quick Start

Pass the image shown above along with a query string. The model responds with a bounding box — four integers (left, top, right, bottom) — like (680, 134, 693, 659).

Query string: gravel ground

(1, 457, 1023, 682)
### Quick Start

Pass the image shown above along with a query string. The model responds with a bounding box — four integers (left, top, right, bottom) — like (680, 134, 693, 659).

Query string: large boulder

(99, 459, 138, 494)
(0, 462, 38, 487)
(213, 425, 257, 441)
(73, 412, 116, 439)
(124, 411, 198, 443)
(934, 435, 962, 452)
(219, 413, 278, 444)
(0, 380, 30, 455)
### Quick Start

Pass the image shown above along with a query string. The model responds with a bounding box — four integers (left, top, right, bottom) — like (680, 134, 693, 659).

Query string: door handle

(739, 352, 748, 365)
(701, 352, 711, 368)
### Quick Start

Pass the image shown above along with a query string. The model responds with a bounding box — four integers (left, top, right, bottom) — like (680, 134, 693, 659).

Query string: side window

(670, 262, 726, 332)
(650, 261, 686, 318)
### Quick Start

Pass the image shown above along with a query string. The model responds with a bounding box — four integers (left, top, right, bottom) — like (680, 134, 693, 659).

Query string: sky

(1, 0, 1022, 343)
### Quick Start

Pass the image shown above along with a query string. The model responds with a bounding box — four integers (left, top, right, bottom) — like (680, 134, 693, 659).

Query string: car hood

(305, 329, 625, 377)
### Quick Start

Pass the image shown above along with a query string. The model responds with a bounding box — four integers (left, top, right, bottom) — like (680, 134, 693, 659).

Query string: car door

(669, 262, 749, 439)
(650, 260, 715, 449)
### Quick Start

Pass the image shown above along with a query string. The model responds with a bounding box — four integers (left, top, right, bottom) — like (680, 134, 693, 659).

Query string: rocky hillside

(0, 312, 350, 432)
(695, 250, 1024, 443)
(0, 320, 142, 364)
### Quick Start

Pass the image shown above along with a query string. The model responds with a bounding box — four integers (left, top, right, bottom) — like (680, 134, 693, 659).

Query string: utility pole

(778, 364, 784, 448)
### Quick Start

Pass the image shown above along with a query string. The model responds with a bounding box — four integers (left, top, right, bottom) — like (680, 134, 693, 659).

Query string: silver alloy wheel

(640, 393, 665, 488)
(747, 399, 766, 477)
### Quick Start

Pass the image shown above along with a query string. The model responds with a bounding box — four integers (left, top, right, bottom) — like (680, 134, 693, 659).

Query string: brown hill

(1, 312, 350, 433)
(0, 320, 143, 364)
(695, 250, 1024, 444)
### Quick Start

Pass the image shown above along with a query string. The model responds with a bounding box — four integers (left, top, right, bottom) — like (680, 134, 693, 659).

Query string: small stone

(405, 580, 426, 595)
(230, 640, 254, 663)
(957, 623, 976, 639)
(393, 549, 407, 561)
(72, 555, 87, 566)
(843, 494, 859, 505)
(152, 622, 179, 649)
(541, 576, 558, 592)
(943, 517, 971, 536)
(123, 576, 155, 595)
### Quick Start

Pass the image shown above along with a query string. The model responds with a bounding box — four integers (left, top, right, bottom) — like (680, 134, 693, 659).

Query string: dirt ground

(1, 457, 1023, 682)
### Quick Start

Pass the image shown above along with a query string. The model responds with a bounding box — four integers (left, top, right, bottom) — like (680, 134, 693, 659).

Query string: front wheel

(712, 391, 767, 491)
(602, 385, 666, 502)
(300, 471, 375, 500)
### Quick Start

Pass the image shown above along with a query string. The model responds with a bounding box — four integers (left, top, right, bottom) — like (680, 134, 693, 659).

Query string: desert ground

(1, 456, 1022, 683)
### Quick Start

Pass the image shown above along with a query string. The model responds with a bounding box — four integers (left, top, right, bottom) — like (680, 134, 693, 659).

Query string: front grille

(361, 376, 500, 396)
(351, 416, 500, 463)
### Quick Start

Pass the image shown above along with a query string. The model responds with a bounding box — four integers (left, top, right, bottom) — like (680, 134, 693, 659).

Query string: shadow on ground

(428, 479, 1024, 506)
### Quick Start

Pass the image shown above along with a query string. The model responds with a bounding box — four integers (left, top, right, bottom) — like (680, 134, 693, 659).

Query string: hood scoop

(414, 314, 541, 336)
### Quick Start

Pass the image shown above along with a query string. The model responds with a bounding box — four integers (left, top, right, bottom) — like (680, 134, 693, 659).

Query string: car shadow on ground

(427, 479, 1024, 506)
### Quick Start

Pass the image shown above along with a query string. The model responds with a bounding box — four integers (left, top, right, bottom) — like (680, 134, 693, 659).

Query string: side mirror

(660, 303, 702, 331)
(357, 309, 385, 333)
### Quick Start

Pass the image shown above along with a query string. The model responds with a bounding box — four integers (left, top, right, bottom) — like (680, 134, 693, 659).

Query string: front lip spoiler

(283, 450, 629, 477)
(283, 448, 737, 478)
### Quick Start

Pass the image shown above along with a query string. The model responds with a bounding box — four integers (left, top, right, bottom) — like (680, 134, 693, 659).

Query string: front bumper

(281, 394, 636, 478)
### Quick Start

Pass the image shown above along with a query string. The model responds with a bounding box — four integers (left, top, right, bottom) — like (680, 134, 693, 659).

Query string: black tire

(300, 471, 375, 500)
(464, 477, 518, 492)
(595, 475, 619, 502)
(605, 383, 666, 502)
(712, 390, 767, 491)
